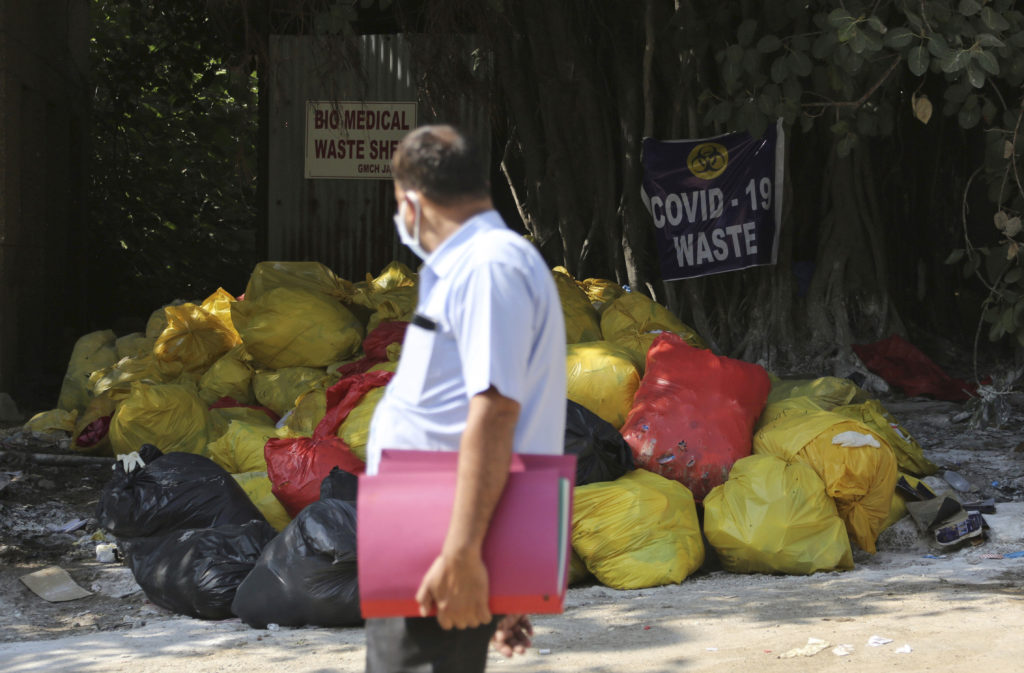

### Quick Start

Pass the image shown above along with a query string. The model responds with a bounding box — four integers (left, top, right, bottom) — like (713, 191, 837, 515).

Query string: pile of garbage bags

(24, 259, 944, 620)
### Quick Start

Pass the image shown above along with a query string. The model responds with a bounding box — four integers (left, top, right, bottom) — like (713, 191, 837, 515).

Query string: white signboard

(304, 101, 417, 179)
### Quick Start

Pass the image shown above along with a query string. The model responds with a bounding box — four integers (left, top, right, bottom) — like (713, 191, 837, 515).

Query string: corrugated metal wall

(266, 34, 489, 283)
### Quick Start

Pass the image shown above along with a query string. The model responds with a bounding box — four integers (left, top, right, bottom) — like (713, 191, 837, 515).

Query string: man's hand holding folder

(357, 449, 576, 622)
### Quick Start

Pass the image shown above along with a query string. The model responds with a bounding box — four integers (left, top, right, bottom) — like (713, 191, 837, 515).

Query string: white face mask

(393, 193, 428, 260)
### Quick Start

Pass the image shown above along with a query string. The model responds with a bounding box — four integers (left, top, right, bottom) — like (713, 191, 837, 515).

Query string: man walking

(364, 124, 567, 673)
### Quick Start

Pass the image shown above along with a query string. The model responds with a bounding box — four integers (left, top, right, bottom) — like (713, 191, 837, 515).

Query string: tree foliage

(398, 0, 1024, 368)
(90, 0, 259, 318)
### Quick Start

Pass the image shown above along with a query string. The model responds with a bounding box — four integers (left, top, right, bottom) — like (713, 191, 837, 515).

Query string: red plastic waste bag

(265, 370, 393, 516)
(335, 321, 409, 378)
(620, 333, 771, 502)
(851, 334, 976, 402)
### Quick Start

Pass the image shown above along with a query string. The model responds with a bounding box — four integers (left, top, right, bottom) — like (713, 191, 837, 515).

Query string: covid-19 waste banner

(641, 120, 785, 281)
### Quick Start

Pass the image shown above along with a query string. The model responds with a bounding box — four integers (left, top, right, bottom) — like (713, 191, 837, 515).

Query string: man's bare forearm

(442, 387, 520, 557)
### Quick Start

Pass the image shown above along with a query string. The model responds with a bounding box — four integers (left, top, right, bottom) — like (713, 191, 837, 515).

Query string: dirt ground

(2, 385, 1023, 673)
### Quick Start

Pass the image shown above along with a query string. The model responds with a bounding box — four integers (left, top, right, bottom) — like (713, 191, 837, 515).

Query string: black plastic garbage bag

(231, 498, 360, 628)
(121, 519, 276, 620)
(319, 466, 359, 502)
(96, 444, 266, 537)
(564, 400, 634, 486)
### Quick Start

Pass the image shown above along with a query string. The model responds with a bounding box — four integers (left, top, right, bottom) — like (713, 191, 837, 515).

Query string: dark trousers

(365, 616, 501, 673)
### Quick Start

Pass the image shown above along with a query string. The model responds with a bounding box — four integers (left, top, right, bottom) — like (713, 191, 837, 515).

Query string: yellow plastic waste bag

(703, 455, 854, 574)
(57, 330, 119, 413)
(210, 405, 278, 429)
(200, 287, 241, 336)
(600, 294, 705, 372)
(232, 471, 292, 532)
(579, 278, 625, 313)
(565, 341, 640, 429)
(24, 409, 78, 435)
(207, 420, 274, 474)
(367, 261, 417, 291)
(338, 386, 387, 461)
(572, 469, 704, 590)
(752, 410, 898, 553)
(833, 399, 938, 477)
(281, 385, 331, 437)
(198, 346, 255, 405)
(90, 354, 189, 399)
(758, 376, 870, 429)
(145, 306, 170, 338)
(244, 260, 353, 303)
(232, 286, 364, 369)
(553, 269, 602, 344)
(154, 303, 240, 373)
(253, 367, 330, 417)
(109, 382, 213, 457)
(568, 549, 591, 586)
(115, 333, 155, 360)
(366, 287, 418, 333)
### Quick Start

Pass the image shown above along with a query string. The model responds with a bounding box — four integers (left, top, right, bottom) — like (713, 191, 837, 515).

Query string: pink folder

(358, 450, 576, 619)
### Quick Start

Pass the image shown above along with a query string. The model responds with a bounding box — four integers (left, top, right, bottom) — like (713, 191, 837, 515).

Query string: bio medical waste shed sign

(305, 101, 417, 179)
(641, 121, 784, 280)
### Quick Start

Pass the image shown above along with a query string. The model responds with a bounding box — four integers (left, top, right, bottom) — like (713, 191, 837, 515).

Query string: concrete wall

(0, 0, 90, 415)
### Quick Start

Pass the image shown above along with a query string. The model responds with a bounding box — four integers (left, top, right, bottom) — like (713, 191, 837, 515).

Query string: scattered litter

(778, 637, 830, 658)
(832, 644, 854, 656)
(20, 566, 93, 602)
(96, 543, 118, 563)
(895, 644, 913, 654)
(50, 518, 88, 533)
(538, 649, 551, 655)
(1005, 551, 1024, 559)
(982, 553, 1005, 559)
(922, 554, 947, 559)
(831, 431, 880, 448)
(867, 635, 893, 647)
(942, 470, 973, 492)
(90, 567, 142, 598)
(266, 623, 280, 631)
(705, 647, 718, 652)
(643, 625, 651, 630)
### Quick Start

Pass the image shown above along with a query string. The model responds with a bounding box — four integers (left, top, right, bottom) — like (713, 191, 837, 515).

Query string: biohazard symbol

(687, 142, 729, 180)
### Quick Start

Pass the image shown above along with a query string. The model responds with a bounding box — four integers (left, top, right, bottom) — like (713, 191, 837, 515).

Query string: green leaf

(771, 55, 789, 83)
(737, 19, 758, 47)
(849, 28, 867, 52)
(908, 46, 930, 76)
(726, 44, 744, 63)
(757, 35, 782, 53)
(928, 35, 952, 58)
(959, 103, 982, 128)
(945, 249, 966, 264)
(884, 26, 915, 49)
(940, 50, 968, 74)
(839, 22, 858, 43)
(964, 253, 982, 278)
(1005, 267, 1024, 284)
(976, 50, 1000, 76)
(867, 16, 887, 34)
(981, 7, 1011, 32)
(966, 61, 986, 88)
(827, 8, 855, 28)
(837, 134, 857, 158)
(959, 0, 982, 15)
(813, 32, 838, 58)
(976, 33, 1006, 48)
(788, 51, 813, 77)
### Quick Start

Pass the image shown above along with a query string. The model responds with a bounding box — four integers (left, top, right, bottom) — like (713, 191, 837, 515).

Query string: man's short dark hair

(392, 125, 489, 205)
